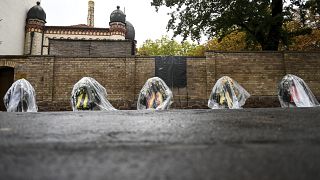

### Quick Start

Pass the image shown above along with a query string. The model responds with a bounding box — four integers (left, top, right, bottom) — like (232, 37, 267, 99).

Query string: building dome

(110, 6, 126, 24)
(125, 21, 135, 40)
(27, 1, 46, 22)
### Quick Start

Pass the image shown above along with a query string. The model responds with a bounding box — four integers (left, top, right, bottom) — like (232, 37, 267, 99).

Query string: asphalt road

(0, 108, 320, 180)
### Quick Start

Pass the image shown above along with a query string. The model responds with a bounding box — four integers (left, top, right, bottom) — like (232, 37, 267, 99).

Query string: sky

(40, 0, 198, 47)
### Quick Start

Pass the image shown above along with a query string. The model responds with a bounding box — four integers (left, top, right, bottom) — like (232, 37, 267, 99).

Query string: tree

(205, 27, 320, 51)
(289, 29, 320, 50)
(206, 31, 261, 51)
(151, 0, 319, 50)
(138, 36, 202, 56)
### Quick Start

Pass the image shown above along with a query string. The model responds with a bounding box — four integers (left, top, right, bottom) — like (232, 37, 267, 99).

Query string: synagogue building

(24, 1, 136, 56)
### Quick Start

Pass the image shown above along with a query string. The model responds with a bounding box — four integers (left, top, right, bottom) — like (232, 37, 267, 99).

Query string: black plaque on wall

(155, 56, 187, 88)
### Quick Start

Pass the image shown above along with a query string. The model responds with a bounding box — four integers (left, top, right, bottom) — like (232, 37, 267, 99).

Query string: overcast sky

(40, 0, 190, 47)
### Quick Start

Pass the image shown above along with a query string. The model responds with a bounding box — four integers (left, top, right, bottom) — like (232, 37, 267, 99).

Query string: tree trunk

(263, 0, 283, 50)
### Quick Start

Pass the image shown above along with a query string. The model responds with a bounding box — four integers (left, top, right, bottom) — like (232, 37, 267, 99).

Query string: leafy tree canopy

(138, 36, 204, 56)
(206, 31, 262, 51)
(138, 27, 319, 57)
(151, 0, 320, 50)
(205, 28, 320, 51)
(283, 27, 320, 50)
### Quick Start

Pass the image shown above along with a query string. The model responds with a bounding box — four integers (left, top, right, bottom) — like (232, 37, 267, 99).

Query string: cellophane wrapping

(137, 77, 173, 110)
(208, 76, 250, 109)
(3, 79, 38, 112)
(71, 77, 116, 111)
(278, 74, 319, 107)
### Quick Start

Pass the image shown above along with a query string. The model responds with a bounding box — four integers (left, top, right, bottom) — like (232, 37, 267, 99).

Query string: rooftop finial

(36, 1, 40, 5)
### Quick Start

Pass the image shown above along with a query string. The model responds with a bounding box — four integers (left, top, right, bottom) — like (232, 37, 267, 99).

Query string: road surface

(0, 108, 320, 180)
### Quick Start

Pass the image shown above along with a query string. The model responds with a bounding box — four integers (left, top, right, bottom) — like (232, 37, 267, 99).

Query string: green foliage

(289, 29, 320, 50)
(205, 25, 319, 51)
(151, 0, 320, 50)
(206, 31, 261, 51)
(138, 36, 203, 56)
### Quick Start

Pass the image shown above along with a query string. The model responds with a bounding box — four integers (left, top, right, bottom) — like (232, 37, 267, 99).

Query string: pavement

(0, 108, 320, 180)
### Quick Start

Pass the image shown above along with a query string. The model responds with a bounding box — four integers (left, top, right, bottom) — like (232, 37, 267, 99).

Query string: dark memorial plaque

(155, 56, 186, 88)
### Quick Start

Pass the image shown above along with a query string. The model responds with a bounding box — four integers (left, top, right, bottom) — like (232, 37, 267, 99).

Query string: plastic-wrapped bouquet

(208, 76, 250, 109)
(278, 74, 319, 108)
(4, 79, 38, 112)
(137, 77, 173, 110)
(71, 77, 116, 111)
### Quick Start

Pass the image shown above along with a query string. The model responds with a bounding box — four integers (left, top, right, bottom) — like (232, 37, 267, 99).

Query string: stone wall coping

(206, 50, 320, 54)
(0, 55, 56, 59)
(50, 39, 133, 43)
(45, 26, 110, 31)
(0, 55, 207, 59)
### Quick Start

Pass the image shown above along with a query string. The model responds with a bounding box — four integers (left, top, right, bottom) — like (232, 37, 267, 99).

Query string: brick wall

(206, 51, 320, 108)
(0, 51, 319, 111)
(49, 56, 154, 110)
(284, 52, 320, 95)
(49, 39, 134, 56)
(133, 57, 155, 108)
(0, 56, 55, 110)
(185, 57, 207, 108)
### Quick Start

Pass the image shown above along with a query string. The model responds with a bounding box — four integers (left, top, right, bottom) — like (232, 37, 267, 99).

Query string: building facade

(24, 1, 136, 56)
(0, 0, 38, 55)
